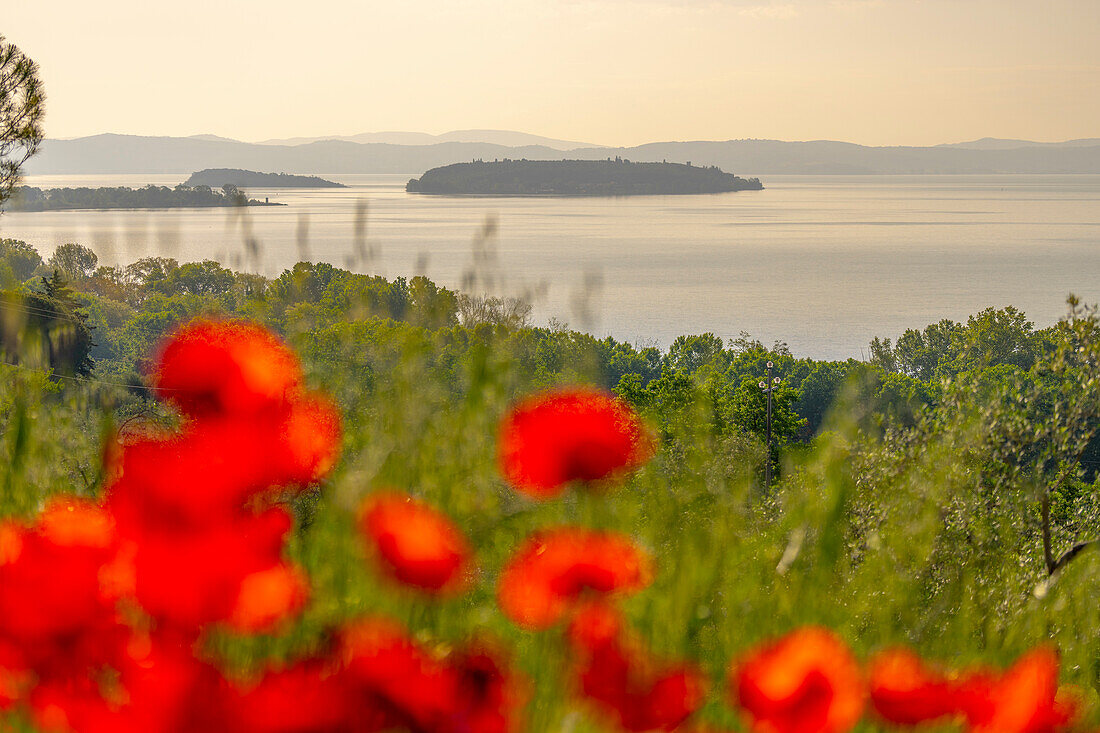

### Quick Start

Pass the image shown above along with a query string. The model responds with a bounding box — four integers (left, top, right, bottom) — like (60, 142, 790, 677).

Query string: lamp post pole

(758, 360, 781, 489)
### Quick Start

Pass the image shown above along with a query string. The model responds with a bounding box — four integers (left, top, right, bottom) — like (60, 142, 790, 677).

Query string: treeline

(2, 239, 1092, 469)
(4, 183, 280, 211)
(407, 159, 764, 195)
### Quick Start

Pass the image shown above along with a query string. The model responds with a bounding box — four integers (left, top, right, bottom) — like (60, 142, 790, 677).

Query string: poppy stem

(1041, 492, 1055, 575)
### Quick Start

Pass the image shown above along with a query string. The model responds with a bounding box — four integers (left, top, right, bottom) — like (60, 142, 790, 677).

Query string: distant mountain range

(255, 129, 603, 150)
(936, 137, 1100, 150)
(23, 133, 1100, 176)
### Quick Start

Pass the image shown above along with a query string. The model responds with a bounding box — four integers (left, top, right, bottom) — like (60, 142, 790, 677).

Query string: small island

(406, 159, 763, 196)
(6, 184, 283, 211)
(184, 169, 345, 188)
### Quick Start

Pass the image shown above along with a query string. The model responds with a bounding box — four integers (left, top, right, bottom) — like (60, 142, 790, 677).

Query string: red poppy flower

(868, 648, 957, 725)
(231, 660, 361, 733)
(0, 640, 31, 710)
(105, 422, 283, 530)
(0, 504, 129, 728)
(731, 627, 864, 733)
(341, 617, 462, 729)
(29, 673, 116, 733)
(359, 492, 471, 593)
(0, 501, 119, 657)
(117, 508, 298, 630)
(100, 322, 340, 638)
(956, 648, 1079, 733)
(567, 603, 705, 732)
(54, 630, 237, 733)
(448, 647, 528, 733)
(275, 393, 343, 486)
(228, 563, 310, 633)
(153, 319, 303, 419)
(106, 402, 341, 533)
(340, 618, 526, 733)
(498, 528, 653, 629)
(566, 601, 624, 651)
(498, 387, 655, 499)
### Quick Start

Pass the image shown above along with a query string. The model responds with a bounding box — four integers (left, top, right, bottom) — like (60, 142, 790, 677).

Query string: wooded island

(406, 159, 763, 195)
(184, 169, 345, 188)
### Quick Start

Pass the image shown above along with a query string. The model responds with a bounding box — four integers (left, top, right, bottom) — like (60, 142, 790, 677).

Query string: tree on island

(0, 35, 45, 210)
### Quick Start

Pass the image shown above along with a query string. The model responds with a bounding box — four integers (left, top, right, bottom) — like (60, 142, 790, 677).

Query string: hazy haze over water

(3, 174, 1099, 360)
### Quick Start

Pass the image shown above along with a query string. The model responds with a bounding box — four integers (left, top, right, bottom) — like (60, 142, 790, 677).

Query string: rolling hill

(23, 133, 1100, 176)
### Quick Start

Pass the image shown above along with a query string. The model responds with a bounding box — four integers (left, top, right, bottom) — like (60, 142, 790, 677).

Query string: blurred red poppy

(566, 601, 624, 651)
(498, 387, 655, 499)
(340, 617, 452, 728)
(956, 648, 1079, 733)
(152, 319, 303, 420)
(106, 402, 341, 533)
(731, 627, 864, 733)
(105, 423, 285, 530)
(46, 630, 238, 733)
(868, 648, 957, 725)
(498, 528, 653, 629)
(567, 603, 706, 732)
(113, 508, 298, 630)
(449, 647, 528, 733)
(228, 563, 310, 633)
(231, 659, 361, 733)
(360, 492, 471, 593)
(0, 502, 133, 730)
(104, 319, 339, 634)
(0, 640, 30, 711)
(276, 393, 343, 486)
(340, 618, 527, 733)
(0, 501, 123, 678)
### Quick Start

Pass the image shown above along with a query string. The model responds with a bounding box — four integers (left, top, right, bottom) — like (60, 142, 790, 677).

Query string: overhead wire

(0, 299, 88, 325)
(0, 358, 175, 392)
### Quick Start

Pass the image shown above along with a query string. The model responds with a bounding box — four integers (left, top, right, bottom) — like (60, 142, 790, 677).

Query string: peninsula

(406, 159, 763, 196)
(5, 185, 283, 211)
(184, 169, 345, 188)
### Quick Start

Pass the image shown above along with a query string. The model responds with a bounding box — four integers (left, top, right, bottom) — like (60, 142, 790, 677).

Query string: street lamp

(759, 360, 782, 489)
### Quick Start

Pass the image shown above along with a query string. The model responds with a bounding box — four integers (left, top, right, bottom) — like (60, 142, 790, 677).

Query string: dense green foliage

(0, 238, 43, 282)
(0, 270, 94, 376)
(1, 244, 1099, 731)
(407, 159, 764, 195)
(6, 183, 281, 210)
(184, 168, 345, 188)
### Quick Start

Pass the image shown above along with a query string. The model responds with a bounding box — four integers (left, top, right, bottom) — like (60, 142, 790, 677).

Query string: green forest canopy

(0, 241, 1089, 455)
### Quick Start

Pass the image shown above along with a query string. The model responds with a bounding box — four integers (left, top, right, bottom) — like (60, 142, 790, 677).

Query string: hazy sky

(5, 0, 1099, 147)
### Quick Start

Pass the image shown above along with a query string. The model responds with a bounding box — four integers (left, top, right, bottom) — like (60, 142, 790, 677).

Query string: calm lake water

(3, 173, 1099, 360)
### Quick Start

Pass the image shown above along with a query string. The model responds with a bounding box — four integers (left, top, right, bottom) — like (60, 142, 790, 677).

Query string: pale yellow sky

(5, 0, 1099, 147)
